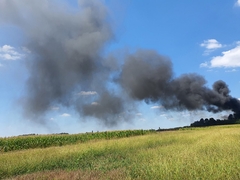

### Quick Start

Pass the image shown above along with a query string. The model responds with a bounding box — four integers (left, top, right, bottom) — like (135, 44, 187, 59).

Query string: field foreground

(1, 125, 240, 179)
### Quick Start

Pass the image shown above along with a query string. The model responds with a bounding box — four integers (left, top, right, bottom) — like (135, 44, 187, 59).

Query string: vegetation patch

(1, 125, 240, 179)
(0, 129, 154, 152)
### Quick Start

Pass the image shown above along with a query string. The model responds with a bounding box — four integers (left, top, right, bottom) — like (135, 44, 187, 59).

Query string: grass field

(1, 125, 240, 179)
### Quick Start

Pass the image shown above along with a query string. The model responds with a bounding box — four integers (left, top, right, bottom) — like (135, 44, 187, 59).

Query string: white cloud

(200, 39, 223, 55)
(200, 39, 222, 50)
(136, 113, 142, 116)
(78, 91, 97, 96)
(0, 45, 23, 60)
(235, 0, 240, 6)
(1, 45, 12, 51)
(160, 114, 167, 117)
(210, 45, 240, 68)
(199, 62, 209, 68)
(200, 42, 240, 68)
(151, 105, 163, 109)
(60, 113, 71, 117)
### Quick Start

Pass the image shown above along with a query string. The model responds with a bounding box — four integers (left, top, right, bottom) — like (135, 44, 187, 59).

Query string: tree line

(190, 113, 240, 127)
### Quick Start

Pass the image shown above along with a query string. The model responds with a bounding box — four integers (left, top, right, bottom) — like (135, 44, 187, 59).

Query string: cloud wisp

(60, 113, 71, 117)
(201, 39, 222, 50)
(0, 45, 23, 60)
(151, 106, 163, 109)
(200, 39, 223, 55)
(200, 42, 240, 68)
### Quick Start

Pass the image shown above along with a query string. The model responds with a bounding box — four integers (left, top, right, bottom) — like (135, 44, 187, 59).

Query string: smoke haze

(0, 0, 240, 126)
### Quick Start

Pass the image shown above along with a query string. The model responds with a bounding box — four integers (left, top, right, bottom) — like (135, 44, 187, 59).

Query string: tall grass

(1, 125, 240, 179)
(0, 129, 154, 152)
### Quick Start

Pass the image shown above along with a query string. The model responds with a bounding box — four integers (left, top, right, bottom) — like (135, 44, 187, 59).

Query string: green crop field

(1, 125, 240, 179)
(0, 130, 153, 152)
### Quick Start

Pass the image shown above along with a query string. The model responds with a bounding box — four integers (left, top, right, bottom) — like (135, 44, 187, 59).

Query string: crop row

(0, 129, 155, 152)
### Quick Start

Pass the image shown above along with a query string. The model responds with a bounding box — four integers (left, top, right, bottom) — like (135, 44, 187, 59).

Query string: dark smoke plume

(0, 0, 240, 126)
(120, 49, 240, 115)
(0, 0, 127, 125)
(76, 91, 125, 126)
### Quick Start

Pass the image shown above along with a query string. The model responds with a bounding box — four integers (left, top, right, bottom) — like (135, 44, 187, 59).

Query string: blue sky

(0, 0, 240, 137)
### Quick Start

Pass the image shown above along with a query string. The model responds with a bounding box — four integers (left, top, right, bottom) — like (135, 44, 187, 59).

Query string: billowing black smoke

(0, 0, 128, 125)
(0, 0, 239, 126)
(120, 49, 240, 115)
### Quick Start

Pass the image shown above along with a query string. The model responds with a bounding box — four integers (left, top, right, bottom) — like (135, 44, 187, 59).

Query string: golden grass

(2, 125, 240, 179)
